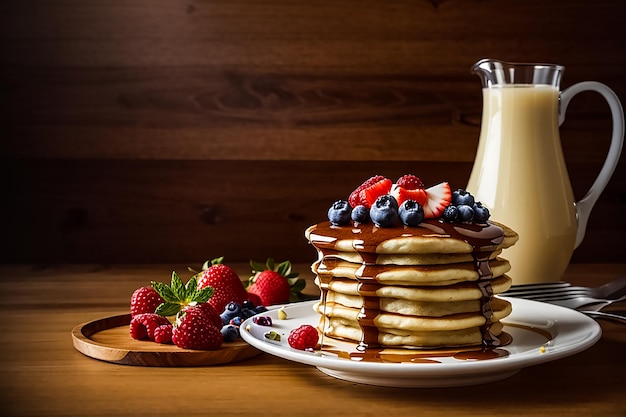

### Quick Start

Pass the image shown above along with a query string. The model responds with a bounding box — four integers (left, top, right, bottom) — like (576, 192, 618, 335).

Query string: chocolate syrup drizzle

(309, 219, 506, 351)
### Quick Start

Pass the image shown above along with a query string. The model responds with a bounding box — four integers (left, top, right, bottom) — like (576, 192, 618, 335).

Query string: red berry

(172, 308, 223, 350)
(392, 186, 428, 206)
(396, 174, 425, 190)
(423, 182, 452, 219)
(197, 262, 248, 312)
(154, 324, 173, 344)
(246, 292, 263, 307)
(288, 325, 319, 350)
(247, 259, 302, 306)
(362, 178, 393, 208)
(192, 303, 223, 329)
(248, 270, 290, 306)
(130, 313, 170, 341)
(130, 287, 165, 317)
(348, 175, 386, 208)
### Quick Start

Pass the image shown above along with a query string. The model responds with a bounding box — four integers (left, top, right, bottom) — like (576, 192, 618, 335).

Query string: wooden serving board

(72, 314, 262, 366)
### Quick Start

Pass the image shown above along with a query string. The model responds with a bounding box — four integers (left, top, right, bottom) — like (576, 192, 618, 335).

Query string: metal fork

(501, 276, 626, 311)
(502, 276, 626, 300)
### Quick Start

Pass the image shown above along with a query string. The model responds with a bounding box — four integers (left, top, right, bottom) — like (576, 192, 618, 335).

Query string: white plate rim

(240, 298, 602, 383)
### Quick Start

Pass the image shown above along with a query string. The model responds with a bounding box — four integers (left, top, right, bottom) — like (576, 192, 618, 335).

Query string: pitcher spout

(471, 58, 564, 88)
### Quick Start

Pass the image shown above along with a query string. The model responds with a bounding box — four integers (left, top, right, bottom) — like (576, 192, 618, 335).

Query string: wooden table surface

(1, 263, 625, 417)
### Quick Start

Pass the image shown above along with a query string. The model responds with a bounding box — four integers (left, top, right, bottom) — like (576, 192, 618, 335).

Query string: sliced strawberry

(348, 175, 386, 208)
(423, 182, 452, 219)
(362, 178, 393, 208)
(396, 174, 425, 190)
(391, 185, 428, 206)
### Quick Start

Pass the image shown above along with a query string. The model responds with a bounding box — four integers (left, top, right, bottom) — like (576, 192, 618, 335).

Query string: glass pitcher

(467, 59, 624, 284)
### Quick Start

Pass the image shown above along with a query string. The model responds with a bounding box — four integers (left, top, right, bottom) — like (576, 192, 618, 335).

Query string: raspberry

(130, 313, 170, 341)
(288, 325, 319, 350)
(154, 324, 173, 344)
(396, 174, 425, 190)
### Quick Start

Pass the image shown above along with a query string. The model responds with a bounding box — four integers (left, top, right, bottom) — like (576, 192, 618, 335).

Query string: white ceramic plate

(240, 298, 601, 388)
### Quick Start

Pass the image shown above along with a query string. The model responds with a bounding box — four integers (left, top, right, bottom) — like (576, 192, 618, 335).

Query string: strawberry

(130, 286, 165, 317)
(195, 302, 223, 329)
(396, 174, 425, 190)
(246, 292, 263, 307)
(196, 257, 248, 312)
(423, 181, 452, 219)
(362, 178, 393, 208)
(130, 313, 171, 341)
(248, 270, 290, 306)
(391, 185, 428, 206)
(288, 324, 319, 350)
(247, 259, 305, 306)
(172, 307, 223, 350)
(348, 176, 392, 208)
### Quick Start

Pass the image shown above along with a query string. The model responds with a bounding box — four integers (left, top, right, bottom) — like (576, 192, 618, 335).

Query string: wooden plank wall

(1, 0, 625, 265)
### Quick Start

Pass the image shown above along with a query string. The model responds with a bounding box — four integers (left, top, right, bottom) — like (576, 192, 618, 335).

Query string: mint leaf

(195, 286, 214, 303)
(185, 276, 198, 300)
(151, 281, 177, 302)
(171, 271, 186, 301)
(156, 302, 181, 316)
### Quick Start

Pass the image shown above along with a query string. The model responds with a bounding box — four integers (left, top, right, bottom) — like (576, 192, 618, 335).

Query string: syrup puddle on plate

(316, 322, 554, 365)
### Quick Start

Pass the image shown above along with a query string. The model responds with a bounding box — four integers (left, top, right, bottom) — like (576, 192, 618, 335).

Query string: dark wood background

(1, 0, 625, 266)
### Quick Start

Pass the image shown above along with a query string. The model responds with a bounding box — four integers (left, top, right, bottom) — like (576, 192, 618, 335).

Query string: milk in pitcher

(467, 85, 578, 283)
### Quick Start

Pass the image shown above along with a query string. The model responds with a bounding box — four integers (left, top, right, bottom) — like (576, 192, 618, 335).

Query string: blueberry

(220, 302, 242, 324)
(242, 300, 256, 310)
(369, 195, 400, 228)
(328, 200, 352, 226)
(229, 316, 243, 326)
(457, 204, 475, 222)
(221, 324, 240, 342)
(399, 200, 424, 227)
(224, 302, 242, 315)
(220, 311, 236, 325)
(254, 305, 269, 313)
(442, 205, 459, 222)
(351, 205, 370, 224)
(452, 189, 475, 207)
(473, 202, 491, 223)
(240, 308, 255, 319)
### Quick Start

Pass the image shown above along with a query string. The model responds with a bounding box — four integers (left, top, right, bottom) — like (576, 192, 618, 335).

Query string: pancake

(320, 317, 506, 348)
(305, 221, 518, 255)
(313, 257, 511, 286)
(305, 176, 519, 350)
(316, 274, 512, 303)
(315, 298, 511, 330)
(315, 249, 504, 267)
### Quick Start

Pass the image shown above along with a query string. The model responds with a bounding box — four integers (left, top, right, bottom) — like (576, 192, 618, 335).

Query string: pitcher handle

(559, 81, 624, 248)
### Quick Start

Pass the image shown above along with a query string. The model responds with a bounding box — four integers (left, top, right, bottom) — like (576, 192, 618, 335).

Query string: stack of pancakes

(305, 219, 519, 349)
